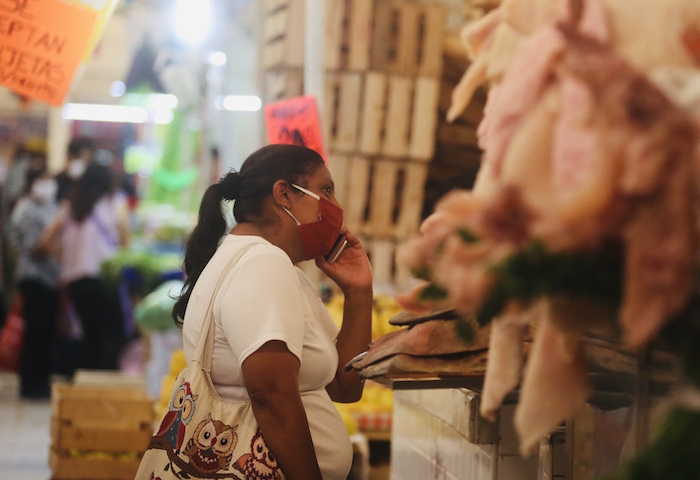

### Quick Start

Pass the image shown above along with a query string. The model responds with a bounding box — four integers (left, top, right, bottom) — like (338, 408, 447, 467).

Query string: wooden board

(50, 450, 141, 480)
(409, 77, 441, 160)
(51, 419, 152, 454)
(345, 156, 372, 234)
(366, 238, 396, 289)
(328, 153, 353, 208)
(261, 0, 305, 70)
(347, 0, 374, 71)
(263, 0, 290, 14)
(323, 73, 340, 152)
(324, 73, 441, 161)
(262, 6, 288, 43)
(72, 371, 146, 389)
(337, 155, 427, 242)
(393, 2, 422, 75)
(285, 0, 305, 68)
(264, 69, 304, 103)
(418, 5, 447, 77)
(358, 72, 388, 155)
(382, 76, 414, 158)
(331, 73, 363, 153)
(325, 0, 346, 71)
(369, 0, 394, 71)
(368, 1, 446, 76)
(52, 384, 154, 430)
(361, 237, 413, 292)
(396, 162, 428, 238)
(261, 38, 286, 70)
(366, 159, 401, 237)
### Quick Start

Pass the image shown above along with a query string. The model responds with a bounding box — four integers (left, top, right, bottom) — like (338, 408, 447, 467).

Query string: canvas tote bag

(135, 246, 285, 480)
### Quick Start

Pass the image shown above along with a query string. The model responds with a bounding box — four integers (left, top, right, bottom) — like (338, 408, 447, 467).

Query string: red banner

(264, 95, 326, 161)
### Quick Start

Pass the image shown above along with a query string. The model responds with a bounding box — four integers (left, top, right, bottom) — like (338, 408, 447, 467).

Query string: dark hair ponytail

(172, 183, 227, 324)
(172, 144, 324, 325)
(69, 163, 115, 222)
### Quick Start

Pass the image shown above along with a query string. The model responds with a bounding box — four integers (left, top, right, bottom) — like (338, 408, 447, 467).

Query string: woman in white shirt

(40, 163, 130, 371)
(172, 144, 373, 480)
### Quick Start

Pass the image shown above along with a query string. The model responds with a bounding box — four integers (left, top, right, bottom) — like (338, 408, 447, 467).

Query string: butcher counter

(374, 353, 672, 480)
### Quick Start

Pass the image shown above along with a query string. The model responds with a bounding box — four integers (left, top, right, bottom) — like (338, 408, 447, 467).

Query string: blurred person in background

(1, 143, 48, 325)
(9, 164, 60, 399)
(55, 136, 95, 202)
(39, 163, 130, 371)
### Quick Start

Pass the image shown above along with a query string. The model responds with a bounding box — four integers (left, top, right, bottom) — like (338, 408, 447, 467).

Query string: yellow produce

(335, 404, 359, 436)
(156, 349, 187, 418)
(324, 293, 402, 341)
(169, 349, 187, 376)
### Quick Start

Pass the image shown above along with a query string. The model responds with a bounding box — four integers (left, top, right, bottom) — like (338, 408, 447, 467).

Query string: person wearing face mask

(172, 144, 373, 480)
(55, 136, 95, 202)
(39, 163, 130, 373)
(8, 167, 60, 399)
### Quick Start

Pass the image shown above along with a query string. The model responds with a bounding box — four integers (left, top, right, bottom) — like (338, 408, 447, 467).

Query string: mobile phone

(325, 234, 348, 264)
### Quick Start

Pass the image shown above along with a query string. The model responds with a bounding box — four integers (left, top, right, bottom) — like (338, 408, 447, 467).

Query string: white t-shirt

(182, 235, 352, 480)
(60, 193, 126, 283)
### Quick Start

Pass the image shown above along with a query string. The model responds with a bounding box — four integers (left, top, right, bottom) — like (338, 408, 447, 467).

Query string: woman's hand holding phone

(325, 234, 348, 264)
(316, 229, 372, 293)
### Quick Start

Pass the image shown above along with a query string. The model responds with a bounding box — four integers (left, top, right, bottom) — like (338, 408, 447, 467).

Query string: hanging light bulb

(174, 0, 210, 44)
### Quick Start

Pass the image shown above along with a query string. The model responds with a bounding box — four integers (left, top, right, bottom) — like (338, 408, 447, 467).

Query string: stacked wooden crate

(463, 0, 501, 22)
(260, 0, 305, 103)
(421, 32, 485, 216)
(50, 375, 154, 480)
(323, 0, 446, 290)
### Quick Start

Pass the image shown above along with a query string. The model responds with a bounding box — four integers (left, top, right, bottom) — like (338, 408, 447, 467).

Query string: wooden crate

(51, 382, 155, 480)
(363, 236, 413, 292)
(325, 0, 374, 72)
(50, 450, 142, 480)
(324, 72, 440, 161)
(263, 68, 304, 103)
(331, 156, 428, 240)
(464, 0, 502, 23)
(261, 0, 305, 70)
(326, 0, 445, 76)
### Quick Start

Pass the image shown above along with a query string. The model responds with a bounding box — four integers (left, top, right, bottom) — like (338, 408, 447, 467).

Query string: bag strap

(192, 242, 254, 372)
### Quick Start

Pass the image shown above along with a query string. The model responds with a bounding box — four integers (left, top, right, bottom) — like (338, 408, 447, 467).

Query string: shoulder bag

(135, 246, 285, 480)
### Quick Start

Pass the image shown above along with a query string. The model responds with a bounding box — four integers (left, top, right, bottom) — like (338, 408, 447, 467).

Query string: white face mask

(67, 160, 86, 179)
(31, 179, 57, 203)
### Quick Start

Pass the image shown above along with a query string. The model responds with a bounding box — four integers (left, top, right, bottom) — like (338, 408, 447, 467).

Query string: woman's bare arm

(35, 210, 65, 259)
(241, 340, 323, 480)
(316, 229, 373, 402)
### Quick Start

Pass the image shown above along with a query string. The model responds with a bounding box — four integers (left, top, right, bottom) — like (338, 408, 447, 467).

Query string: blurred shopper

(1, 144, 48, 324)
(40, 163, 130, 371)
(9, 165, 60, 399)
(55, 136, 95, 202)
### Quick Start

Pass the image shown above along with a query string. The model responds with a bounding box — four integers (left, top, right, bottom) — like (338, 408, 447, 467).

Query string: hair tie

(219, 170, 241, 201)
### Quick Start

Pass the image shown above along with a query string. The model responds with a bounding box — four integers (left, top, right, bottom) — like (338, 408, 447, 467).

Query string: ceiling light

(205, 51, 227, 67)
(62, 104, 174, 124)
(217, 95, 262, 112)
(175, 0, 210, 44)
(109, 81, 126, 97)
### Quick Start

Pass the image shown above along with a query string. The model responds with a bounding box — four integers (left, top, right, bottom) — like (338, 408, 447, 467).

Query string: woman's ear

(271, 179, 294, 208)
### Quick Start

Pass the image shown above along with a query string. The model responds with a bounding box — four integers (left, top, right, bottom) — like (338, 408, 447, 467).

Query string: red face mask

(284, 184, 344, 261)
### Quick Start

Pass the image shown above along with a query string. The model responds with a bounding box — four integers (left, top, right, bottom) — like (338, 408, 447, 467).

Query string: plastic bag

(0, 296, 24, 372)
(134, 280, 183, 332)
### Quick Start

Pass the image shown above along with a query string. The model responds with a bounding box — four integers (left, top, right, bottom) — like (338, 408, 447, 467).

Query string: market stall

(341, 0, 700, 478)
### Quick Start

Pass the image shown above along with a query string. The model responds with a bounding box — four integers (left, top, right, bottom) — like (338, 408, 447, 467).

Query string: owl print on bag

(233, 429, 282, 480)
(154, 381, 198, 453)
(182, 414, 238, 474)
